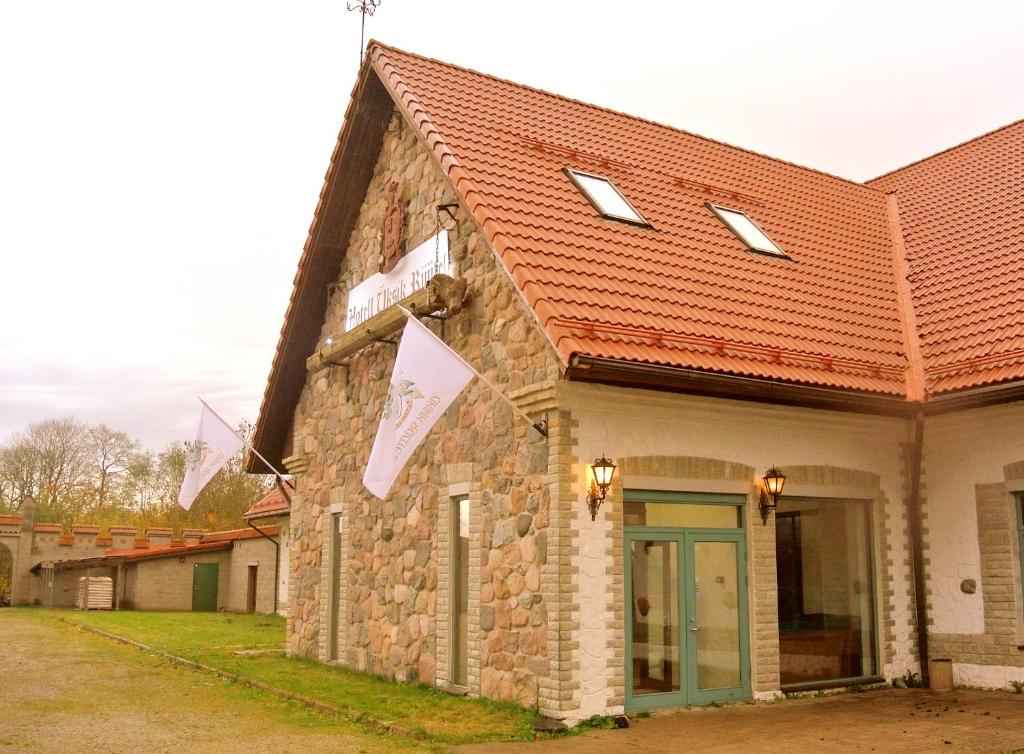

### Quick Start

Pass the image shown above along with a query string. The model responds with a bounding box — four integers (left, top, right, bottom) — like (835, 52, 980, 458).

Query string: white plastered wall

(922, 402, 1024, 688)
(560, 381, 916, 714)
(923, 404, 1024, 633)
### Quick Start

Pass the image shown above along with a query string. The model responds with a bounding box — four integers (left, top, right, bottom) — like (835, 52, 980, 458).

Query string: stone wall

(125, 551, 232, 611)
(226, 536, 279, 614)
(285, 111, 561, 711)
(0, 517, 213, 605)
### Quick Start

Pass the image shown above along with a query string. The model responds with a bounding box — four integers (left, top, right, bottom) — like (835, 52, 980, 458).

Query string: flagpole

(197, 397, 292, 483)
(397, 308, 548, 437)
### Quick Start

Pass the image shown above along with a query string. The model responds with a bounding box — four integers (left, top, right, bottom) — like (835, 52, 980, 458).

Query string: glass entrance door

(627, 537, 683, 705)
(626, 528, 749, 709)
(685, 533, 748, 704)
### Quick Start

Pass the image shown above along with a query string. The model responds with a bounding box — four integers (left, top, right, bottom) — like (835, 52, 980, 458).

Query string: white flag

(363, 315, 476, 498)
(178, 403, 245, 510)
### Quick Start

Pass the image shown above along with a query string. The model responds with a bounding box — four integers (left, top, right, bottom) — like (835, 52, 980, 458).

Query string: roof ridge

(885, 194, 925, 401)
(867, 117, 1024, 184)
(367, 40, 886, 195)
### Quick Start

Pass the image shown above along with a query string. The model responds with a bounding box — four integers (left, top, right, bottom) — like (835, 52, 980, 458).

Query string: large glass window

(776, 498, 877, 686)
(452, 497, 469, 687)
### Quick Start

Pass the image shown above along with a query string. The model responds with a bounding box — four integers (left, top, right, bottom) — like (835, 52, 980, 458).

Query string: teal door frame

(624, 491, 751, 710)
(684, 529, 750, 705)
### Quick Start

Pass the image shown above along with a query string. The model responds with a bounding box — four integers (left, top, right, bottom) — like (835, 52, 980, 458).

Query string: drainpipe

(906, 411, 929, 681)
(246, 520, 279, 615)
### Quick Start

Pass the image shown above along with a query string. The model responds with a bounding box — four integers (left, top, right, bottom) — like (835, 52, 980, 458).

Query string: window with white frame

(565, 169, 648, 225)
(708, 204, 788, 257)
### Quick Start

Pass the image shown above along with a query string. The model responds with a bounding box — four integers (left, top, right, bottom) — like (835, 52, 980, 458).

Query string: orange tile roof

(867, 120, 1024, 394)
(102, 526, 279, 561)
(250, 44, 1024, 464)
(0, 515, 21, 526)
(371, 44, 908, 395)
(244, 483, 292, 519)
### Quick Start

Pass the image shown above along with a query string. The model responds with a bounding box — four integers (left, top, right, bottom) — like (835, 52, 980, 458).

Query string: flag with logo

(363, 314, 476, 498)
(177, 402, 245, 510)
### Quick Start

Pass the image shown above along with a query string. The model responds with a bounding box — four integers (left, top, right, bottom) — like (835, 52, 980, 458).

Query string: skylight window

(565, 169, 648, 226)
(708, 204, 787, 257)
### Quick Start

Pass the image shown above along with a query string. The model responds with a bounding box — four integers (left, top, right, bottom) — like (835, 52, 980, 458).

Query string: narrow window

(328, 512, 343, 662)
(1016, 493, 1024, 607)
(708, 204, 787, 257)
(565, 169, 648, 225)
(452, 496, 470, 687)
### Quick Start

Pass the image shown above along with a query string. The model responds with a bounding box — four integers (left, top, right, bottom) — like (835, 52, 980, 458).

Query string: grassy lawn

(3, 609, 428, 753)
(57, 609, 536, 745)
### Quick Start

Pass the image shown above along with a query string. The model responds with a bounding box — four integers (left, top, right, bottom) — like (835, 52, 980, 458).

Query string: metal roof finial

(347, 0, 382, 66)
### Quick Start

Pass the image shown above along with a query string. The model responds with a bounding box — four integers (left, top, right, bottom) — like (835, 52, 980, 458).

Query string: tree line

(0, 417, 273, 534)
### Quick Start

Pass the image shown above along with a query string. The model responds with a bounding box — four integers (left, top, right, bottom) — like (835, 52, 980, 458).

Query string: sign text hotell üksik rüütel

(345, 232, 452, 332)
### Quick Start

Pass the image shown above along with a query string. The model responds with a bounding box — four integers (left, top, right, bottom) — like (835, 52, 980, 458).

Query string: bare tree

(0, 418, 92, 523)
(0, 416, 271, 530)
(87, 424, 141, 510)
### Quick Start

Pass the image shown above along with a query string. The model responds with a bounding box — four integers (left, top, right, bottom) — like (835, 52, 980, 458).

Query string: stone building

(248, 42, 1024, 722)
(2, 498, 281, 614)
(243, 483, 292, 616)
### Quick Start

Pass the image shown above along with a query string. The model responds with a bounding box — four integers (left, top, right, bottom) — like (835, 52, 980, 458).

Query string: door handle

(689, 617, 700, 632)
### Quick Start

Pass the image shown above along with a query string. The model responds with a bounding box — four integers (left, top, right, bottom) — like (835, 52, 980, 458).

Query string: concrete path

(458, 689, 1024, 754)
(0, 609, 423, 753)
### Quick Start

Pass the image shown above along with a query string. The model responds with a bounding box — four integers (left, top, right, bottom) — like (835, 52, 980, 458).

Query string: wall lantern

(586, 456, 617, 521)
(759, 466, 786, 525)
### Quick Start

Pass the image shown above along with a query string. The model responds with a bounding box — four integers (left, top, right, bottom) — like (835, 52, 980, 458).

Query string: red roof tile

(103, 526, 279, 561)
(369, 44, 909, 396)
(0, 515, 21, 526)
(244, 483, 292, 519)
(250, 44, 1024, 464)
(868, 120, 1024, 394)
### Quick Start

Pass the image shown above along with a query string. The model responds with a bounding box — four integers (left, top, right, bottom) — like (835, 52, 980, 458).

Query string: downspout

(246, 520, 279, 615)
(886, 191, 930, 680)
(907, 412, 929, 681)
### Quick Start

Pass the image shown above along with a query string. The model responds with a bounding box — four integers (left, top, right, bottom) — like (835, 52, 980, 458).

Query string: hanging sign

(345, 232, 451, 332)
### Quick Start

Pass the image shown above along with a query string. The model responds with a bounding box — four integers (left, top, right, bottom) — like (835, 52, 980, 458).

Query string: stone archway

(0, 541, 13, 606)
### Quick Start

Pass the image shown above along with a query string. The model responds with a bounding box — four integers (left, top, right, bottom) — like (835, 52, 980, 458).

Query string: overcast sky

(2, 0, 1022, 451)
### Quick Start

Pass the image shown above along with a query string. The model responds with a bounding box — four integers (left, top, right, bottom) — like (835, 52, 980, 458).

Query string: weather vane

(347, 0, 381, 65)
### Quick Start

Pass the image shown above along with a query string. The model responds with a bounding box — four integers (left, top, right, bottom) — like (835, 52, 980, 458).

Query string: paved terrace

(459, 689, 1024, 754)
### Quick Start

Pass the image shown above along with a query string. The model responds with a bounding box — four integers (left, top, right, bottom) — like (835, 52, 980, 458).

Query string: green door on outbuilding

(192, 563, 219, 611)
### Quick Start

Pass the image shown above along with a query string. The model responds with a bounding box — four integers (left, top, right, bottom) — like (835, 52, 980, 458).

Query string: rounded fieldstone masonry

(285, 111, 561, 708)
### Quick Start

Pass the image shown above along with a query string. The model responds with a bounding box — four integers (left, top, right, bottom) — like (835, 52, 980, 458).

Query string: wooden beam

(305, 274, 460, 373)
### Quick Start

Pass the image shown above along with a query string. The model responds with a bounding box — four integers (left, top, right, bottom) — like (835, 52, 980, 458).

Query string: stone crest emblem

(378, 180, 405, 274)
